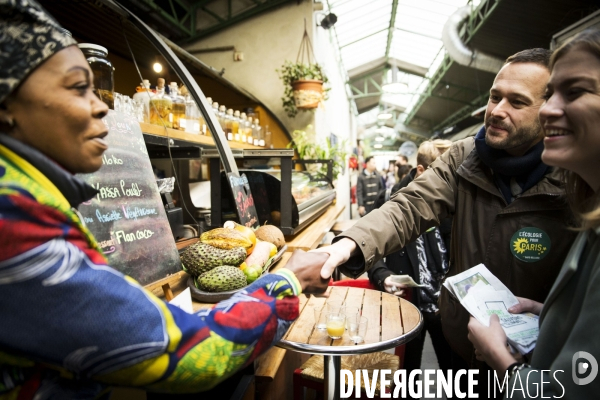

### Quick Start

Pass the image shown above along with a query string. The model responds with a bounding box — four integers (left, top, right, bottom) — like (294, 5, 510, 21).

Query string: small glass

(349, 316, 368, 344)
(326, 301, 345, 315)
(313, 306, 327, 331)
(326, 313, 346, 339)
(344, 307, 360, 330)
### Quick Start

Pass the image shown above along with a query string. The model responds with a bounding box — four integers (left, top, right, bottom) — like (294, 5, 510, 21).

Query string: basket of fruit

(182, 222, 286, 303)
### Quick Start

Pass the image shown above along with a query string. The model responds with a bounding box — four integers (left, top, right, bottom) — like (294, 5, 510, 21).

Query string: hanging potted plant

(277, 22, 329, 118)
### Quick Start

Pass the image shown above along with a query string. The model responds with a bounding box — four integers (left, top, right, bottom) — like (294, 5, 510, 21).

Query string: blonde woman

(468, 28, 600, 398)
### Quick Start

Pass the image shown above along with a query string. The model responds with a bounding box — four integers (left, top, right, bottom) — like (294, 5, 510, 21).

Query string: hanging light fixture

(382, 65, 409, 94)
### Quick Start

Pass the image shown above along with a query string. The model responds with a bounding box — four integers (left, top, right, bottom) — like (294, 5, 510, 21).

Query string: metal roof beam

(130, 0, 195, 37)
(179, 0, 295, 42)
(404, 0, 502, 125)
(385, 0, 399, 58)
(348, 56, 428, 80)
(432, 92, 489, 131)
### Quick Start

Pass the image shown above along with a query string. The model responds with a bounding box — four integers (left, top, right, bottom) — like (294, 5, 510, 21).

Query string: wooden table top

(279, 286, 422, 355)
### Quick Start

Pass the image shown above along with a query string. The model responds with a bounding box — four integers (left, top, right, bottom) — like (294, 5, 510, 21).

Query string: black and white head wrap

(0, 0, 76, 104)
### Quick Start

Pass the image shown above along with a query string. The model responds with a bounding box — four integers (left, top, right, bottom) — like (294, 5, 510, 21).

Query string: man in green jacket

(314, 48, 578, 395)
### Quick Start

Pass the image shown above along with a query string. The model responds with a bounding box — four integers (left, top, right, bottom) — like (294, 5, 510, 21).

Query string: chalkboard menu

(77, 111, 181, 286)
(225, 172, 260, 229)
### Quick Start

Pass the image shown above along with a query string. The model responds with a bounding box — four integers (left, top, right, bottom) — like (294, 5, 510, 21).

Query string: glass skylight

(327, 0, 474, 123)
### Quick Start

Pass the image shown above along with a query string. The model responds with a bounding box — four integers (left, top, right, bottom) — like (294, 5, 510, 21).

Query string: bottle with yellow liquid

(149, 78, 172, 128)
(169, 82, 185, 130)
(233, 110, 241, 142)
(225, 109, 234, 141)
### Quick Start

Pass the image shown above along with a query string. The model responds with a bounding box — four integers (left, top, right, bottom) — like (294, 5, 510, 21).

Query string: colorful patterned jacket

(0, 134, 302, 399)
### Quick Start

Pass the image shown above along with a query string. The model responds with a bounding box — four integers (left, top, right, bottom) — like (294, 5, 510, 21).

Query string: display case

(205, 150, 336, 235)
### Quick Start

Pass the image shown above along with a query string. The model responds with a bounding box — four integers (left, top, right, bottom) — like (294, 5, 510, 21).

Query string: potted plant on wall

(277, 22, 329, 118)
(278, 61, 329, 118)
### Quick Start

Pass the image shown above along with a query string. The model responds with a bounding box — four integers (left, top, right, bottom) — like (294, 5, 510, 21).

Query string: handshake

(282, 238, 360, 295)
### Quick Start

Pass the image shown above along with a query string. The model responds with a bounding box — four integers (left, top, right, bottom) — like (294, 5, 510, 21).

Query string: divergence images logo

(572, 351, 598, 385)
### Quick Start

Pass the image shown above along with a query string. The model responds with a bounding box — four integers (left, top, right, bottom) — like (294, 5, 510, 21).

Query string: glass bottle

(233, 110, 241, 142)
(264, 125, 271, 148)
(246, 116, 253, 145)
(169, 82, 185, 130)
(253, 118, 262, 147)
(181, 89, 200, 134)
(216, 105, 227, 140)
(225, 109, 234, 141)
(250, 118, 257, 146)
(78, 43, 114, 109)
(132, 79, 153, 123)
(149, 78, 172, 128)
(240, 113, 249, 145)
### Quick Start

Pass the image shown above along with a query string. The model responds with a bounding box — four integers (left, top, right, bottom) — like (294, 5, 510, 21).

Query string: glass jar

(78, 43, 114, 109)
(149, 78, 173, 128)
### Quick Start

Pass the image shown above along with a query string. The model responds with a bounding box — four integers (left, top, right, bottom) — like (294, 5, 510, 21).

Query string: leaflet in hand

(443, 264, 539, 354)
(390, 274, 425, 288)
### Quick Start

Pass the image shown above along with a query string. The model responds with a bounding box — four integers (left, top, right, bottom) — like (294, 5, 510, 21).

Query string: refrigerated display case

(205, 150, 336, 235)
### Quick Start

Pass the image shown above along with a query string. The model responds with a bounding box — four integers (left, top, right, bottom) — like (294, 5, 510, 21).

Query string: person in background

(368, 140, 453, 384)
(313, 48, 579, 397)
(396, 163, 412, 182)
(356, 155, 384, 217)
(468, 28, 600, 399)
(0, 2, 329, 398)
(396, 154, 409, 166)
(352, 138, 365, 172)
(385, 160, 397, 189)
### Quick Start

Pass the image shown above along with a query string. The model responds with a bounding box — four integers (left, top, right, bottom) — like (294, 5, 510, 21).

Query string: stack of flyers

(443, 264, 539, 354)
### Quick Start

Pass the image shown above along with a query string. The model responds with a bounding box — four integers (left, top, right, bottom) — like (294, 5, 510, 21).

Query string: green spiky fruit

(196, 266, 247, 292)
(180, 243, 246, 276)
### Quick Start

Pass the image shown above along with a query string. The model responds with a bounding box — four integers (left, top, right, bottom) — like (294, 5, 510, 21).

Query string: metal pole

(323, 355, 341, 400)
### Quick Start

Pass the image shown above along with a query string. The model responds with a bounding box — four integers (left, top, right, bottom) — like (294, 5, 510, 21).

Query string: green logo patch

(510, 227, 551, 263)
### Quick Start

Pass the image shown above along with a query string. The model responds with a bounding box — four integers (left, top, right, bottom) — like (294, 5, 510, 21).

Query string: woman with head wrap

(0, 1, 328, 398)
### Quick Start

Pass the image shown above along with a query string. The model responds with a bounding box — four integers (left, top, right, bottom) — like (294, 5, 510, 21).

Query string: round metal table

(278, 286, 423, 400)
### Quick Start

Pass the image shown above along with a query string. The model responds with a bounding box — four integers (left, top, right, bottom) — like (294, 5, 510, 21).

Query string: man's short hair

(505, 48, 552, 69)
(365, 156, 374, 164)
(397, 154, 408, 163)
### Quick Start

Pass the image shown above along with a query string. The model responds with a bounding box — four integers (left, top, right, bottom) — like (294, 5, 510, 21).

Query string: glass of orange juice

(326, 313, 346, 339)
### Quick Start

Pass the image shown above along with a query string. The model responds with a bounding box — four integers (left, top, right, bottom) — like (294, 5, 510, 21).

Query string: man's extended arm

(314, 140, 468, 279)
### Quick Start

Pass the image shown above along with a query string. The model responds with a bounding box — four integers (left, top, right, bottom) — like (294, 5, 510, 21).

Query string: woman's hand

(283, 250, 330, 295)
(468, 315, 517, 376)
(508, 297, 543, 316)
(383, 276, 406, 297)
